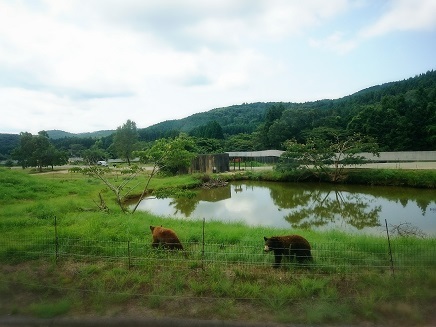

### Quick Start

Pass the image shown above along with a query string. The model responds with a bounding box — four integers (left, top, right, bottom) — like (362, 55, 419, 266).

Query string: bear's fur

(150, 225, 184, 250)
(264, 235, 312, 268)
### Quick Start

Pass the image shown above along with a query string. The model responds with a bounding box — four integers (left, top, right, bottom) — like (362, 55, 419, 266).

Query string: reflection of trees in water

(269, 186, 314, 210)
(145, 181, 433, 230)
(271, 188, 382, 230)
(168, 185, 232, 217)
(416, 199, 432, 215)
(356, 186, 433, 215)
(169, 197, 198, 217)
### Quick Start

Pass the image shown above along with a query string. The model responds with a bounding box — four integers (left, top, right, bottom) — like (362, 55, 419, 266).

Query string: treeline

(139, 70, 436, 152)
(1, 70, 435, 162)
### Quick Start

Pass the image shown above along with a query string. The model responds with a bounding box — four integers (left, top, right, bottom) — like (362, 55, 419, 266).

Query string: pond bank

(223, 166, 436, 189)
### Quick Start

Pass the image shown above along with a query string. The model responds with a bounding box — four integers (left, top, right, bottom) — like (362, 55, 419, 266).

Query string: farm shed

(226, 150, 284, 169)
(191, 153, 230, 174)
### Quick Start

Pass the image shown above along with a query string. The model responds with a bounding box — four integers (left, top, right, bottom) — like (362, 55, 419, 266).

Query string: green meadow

(0, 167, 435, 326)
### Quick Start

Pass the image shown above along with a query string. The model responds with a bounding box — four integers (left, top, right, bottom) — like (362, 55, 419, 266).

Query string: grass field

(0, 167, 435, 326)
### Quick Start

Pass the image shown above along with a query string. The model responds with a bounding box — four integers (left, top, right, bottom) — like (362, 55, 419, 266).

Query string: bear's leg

(286, 247, 295, 263)
(152, 238, 160, 248)
(295, 249, 311, 263)
(273, 251, 283, 268)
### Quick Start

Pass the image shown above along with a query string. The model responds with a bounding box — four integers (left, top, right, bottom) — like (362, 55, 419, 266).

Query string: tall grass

(1, 167, 435, 325)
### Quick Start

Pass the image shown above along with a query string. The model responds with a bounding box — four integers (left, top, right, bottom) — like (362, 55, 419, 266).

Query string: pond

(133, 181, 436, 236)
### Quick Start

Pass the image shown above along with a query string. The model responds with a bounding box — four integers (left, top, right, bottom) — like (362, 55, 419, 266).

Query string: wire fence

(2, 218, 435, 324)
(2, 233, 435, 274)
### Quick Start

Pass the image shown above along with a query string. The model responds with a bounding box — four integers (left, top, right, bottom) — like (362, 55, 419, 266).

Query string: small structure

(226, 150, 284, 170)
(191, 153, 229, 174)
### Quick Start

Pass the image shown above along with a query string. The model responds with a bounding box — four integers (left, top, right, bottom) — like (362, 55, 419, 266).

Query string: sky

(1, 0, 436, 135)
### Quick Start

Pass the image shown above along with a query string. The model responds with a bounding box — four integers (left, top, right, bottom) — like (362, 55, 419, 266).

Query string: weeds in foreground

(1, 167, 435, 325)
(0, 258, 434, 326)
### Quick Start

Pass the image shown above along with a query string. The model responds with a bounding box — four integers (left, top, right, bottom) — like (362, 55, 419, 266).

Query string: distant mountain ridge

(138, 70, 436, 140)
(139, 102, 275, 139)
(1, 69, 435, 156)
(46, 129, 115, 140)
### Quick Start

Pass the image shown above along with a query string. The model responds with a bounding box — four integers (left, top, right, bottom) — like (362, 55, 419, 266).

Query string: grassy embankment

(0, 166, 435, 326)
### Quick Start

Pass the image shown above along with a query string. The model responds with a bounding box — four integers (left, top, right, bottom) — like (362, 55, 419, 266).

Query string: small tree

(76, 165, 144, 213)
(75, 134, 198, 214)
(131, 134, 197, 213)
(137, 134, 197, 175)
(280, 132, 379, 182)
(113, 119, 138, 165)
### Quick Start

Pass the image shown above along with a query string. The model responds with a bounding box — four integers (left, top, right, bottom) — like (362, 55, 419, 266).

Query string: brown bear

(264, 235, 312, 268)
(150, 225, 184, 250)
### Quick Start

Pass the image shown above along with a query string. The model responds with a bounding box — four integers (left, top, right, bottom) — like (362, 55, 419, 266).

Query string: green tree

(136, 133, 197, 176)
(77, 165, 143, 213)
(82, 142, 108, 165)
(205, 121, 224, 139)
(260, 103, 286, 148)
(279, 132, 379, 182)
(12, 131, 67, 171)
(194, 137, 224, 154)
(190, 121, 224, 139)
(113, 119, 138, 165)
(69, 144, 86, 157)
(130, 134, 197, 213)
(12, 132, 34, 168)
(43, 146, 68, 170)
(224, 133, 261, 151)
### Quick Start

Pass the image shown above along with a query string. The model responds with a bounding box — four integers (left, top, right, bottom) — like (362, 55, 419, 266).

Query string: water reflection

(283, 190, 381, 230)
(168, 186, 231, 217)
(133, 181, 436, 235)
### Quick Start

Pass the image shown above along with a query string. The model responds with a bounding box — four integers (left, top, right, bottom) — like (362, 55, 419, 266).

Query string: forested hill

(46, 130, 115, 139)
(138, 102, 276, 140)
(140, 70, 436, 151)
(1, 70, 435, 158)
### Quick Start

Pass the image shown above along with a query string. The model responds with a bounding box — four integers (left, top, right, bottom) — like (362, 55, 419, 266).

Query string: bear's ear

(150, 226, 154, 231)
(264, 236, 268, 241)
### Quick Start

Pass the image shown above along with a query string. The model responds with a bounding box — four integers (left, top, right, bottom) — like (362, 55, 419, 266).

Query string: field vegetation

(0, 167, 435, 326)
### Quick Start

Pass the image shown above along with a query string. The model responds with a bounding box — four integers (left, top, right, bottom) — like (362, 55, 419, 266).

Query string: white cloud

(361, 0, 436, 38)
(309, 0, 436, 55)
(309, 32, 358, 55)
(0, 0, 435, 134)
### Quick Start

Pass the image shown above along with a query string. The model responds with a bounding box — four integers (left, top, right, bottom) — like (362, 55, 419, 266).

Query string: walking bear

(150, 225, 184, 250)
(264, 235, 312, 268)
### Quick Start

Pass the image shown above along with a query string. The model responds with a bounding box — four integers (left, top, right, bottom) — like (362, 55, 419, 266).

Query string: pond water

(133, 181, 436, 236)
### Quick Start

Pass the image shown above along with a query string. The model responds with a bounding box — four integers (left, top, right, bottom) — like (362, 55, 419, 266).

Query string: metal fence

(2, 234, 435, 274)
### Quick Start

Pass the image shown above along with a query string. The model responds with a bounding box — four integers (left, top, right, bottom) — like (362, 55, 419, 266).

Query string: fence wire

(1, 235, 435, 273)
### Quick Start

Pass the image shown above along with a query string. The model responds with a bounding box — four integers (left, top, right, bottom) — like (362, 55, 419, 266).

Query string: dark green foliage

(225, 133, 263, 151)
(345, 169, 436, 188)
(193, 137, 224, 154)
(51, 137, 97, 156)
(46, 129, 114, 139)
(0, 133, 19, 158)
(113, 120, 139, 165)
(138, 70, 436, 152)
(278, 132, 379, 182)
(138, 102, 274, 143)
(136, 134, 197, 175)
(81, 144, 108, 165)
(11, 131, 68, 171)
(190, 120, 224, 139)
(2, 71, 436, 157)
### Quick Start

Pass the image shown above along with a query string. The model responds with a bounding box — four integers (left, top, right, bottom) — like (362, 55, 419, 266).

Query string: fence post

(202, 218, 205, 270)
(385, 219, 395, 276)
(127, 240, 131, 270)
(54, 216, 59, 264)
